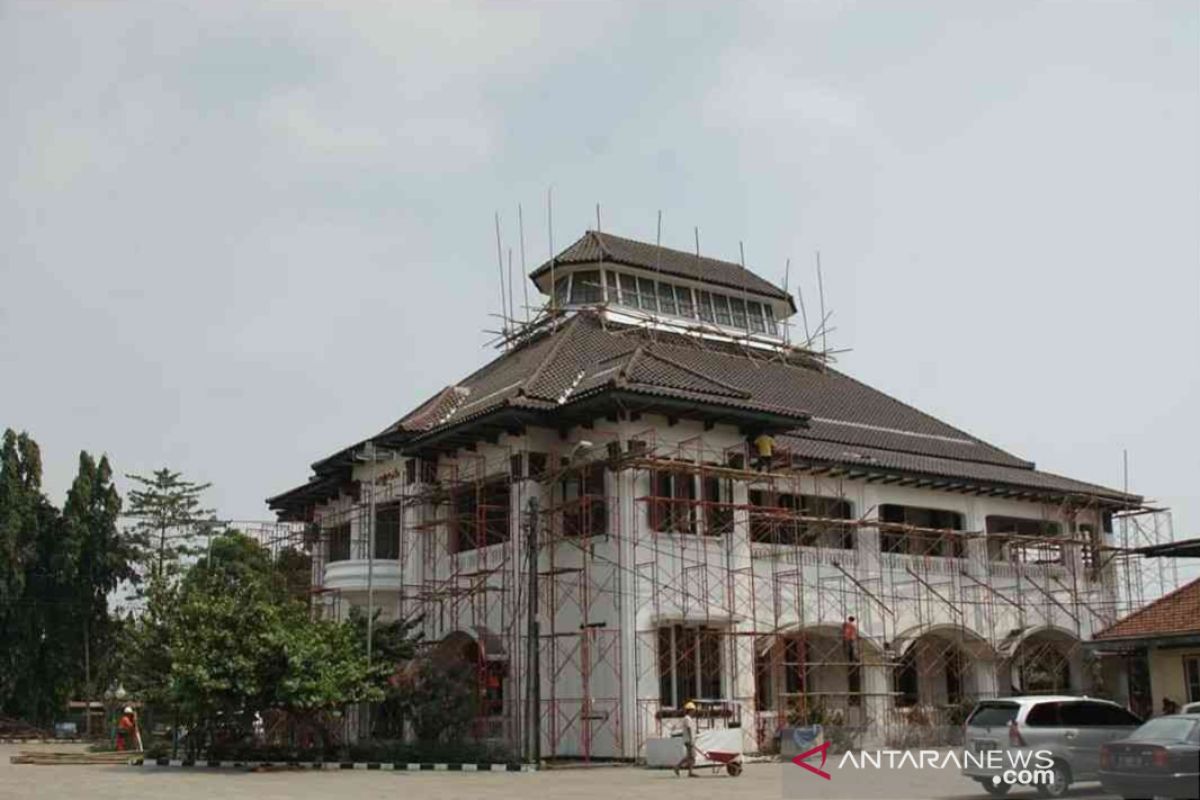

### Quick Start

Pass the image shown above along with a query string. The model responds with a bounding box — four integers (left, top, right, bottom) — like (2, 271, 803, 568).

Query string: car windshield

(967, 702, 1019, 728)
(1128, 718, 1197, 741)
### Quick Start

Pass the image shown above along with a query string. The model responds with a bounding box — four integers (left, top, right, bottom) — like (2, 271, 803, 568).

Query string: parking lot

(0, 742, 1129, 800)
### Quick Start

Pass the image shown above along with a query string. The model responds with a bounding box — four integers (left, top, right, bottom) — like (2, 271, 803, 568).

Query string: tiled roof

(531, 230, 793, 304)
(354, 311, 1135, 503)
(1092, 579, 1200, 640)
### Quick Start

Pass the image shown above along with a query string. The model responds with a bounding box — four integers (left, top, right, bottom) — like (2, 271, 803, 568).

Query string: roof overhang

(787, 455, 1140, 508)
(1085, 632, 1200, 651)
(1134, 537, 1200, 559)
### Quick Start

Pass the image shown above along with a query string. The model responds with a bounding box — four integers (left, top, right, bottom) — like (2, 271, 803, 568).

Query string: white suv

(962, 696, 1143, 797)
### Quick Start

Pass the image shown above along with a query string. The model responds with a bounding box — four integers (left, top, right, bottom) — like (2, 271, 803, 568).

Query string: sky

(2, 2, 1197, 582)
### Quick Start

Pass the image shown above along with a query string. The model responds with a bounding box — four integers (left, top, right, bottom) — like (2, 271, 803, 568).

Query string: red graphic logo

(791, 740, 832, 780)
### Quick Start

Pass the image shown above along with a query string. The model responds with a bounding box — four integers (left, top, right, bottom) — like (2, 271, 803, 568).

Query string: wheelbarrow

(693, 727, 744, 776)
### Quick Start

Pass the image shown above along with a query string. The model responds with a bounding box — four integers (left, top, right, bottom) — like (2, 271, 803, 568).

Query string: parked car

(961, 695, 1143, 798)
(1099, 713, 1200, 800)
(1183, 701, 1200, 715)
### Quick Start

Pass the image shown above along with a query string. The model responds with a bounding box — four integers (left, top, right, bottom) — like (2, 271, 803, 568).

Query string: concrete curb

(140, 758, 536, 772)
(0, 738, 84, 744)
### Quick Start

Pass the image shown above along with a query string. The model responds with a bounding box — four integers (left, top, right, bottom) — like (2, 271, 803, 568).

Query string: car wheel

(1034, 761, 1070, 799)
(978, 778, 1011, 796)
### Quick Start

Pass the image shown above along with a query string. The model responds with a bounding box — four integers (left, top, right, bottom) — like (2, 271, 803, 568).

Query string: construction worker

(752, 433, 775, 472)
(842, 616, 859, 663)
(115, 707, 138, 752)
(673, 701, 698, 778)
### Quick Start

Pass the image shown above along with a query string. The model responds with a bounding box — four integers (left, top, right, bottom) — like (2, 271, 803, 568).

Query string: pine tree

(124, 469, 215, 582)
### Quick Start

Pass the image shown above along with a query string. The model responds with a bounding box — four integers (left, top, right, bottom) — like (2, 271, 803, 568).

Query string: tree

(0, 430, 74, 722)
(266, 605, 388, 752)
(127, 530, 421, 756)
(124, 469, 215, 583)
(60, 452, 134, 710)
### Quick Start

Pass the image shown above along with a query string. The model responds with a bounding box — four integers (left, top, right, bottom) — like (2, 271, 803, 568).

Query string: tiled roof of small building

(530, 230, 793, 305)
(1092, 578, 1200, 640)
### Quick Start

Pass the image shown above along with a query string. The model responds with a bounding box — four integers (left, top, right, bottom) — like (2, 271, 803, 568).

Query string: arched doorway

(433, 628, 510, 740)
(1000, 627, 1080, 695)
(892, 625, 995, 709)
(754, 624, 885, 746)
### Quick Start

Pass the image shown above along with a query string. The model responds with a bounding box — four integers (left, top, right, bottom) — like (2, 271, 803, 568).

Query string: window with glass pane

(657, 282, 678, 315)
(675, 286, 696, 318)
(697, 291, 715, 323)
(327, 523, 351, 562)
(605, 271, 620, 304)
(764, 305, 778, 335)
(570, 270, 603, 304)
(553, 276, 569, 307)
(374, 502, 401, 559)
(729, 297, 748, 329)
(747, 301, 766, 333)
(637, 277, 658, 311)
(658, 624, 723, 709)
(713, 294, 732, 325)
(619, 274, 640, 309)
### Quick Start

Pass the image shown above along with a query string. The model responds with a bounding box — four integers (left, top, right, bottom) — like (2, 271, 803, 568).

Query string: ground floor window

(482, 661, 506, 717)
(658, 625, 722, 708)
(1185, 655, 1200, 703)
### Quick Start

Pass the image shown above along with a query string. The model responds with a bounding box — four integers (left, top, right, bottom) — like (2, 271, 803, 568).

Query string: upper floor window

(879, 505, 965, 557)
(556, 461, 608, 537)
(374, 502, 401, 559)
(586, 268, 780, 336)
(657, 281, 678, 315)
(570, 270, 603, 304)
(637, 277, 658, 311)
(749, 492, 855, 549)
(986, 516, 1063, 565)
(327, 522, 351, 563)
(451, 479, 511, 553)
(650, 469, 697, 534)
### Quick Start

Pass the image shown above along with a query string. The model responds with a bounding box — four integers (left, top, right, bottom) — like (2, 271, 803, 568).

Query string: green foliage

(126, 530, 424, 756)
(0, 429, 135, 724)
(124, 468, 215, 582)
(392, 656, 479, 744)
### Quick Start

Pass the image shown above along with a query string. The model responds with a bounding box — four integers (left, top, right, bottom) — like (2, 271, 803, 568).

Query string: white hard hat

(123, 706, 133, 714)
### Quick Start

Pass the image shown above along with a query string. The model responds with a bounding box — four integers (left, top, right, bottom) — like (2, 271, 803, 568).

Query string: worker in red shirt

(842, 616, 859, 664)
(115, 707, 139, 752)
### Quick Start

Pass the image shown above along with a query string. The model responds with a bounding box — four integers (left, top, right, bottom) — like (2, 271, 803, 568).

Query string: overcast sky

(2, 2, 1196, 580)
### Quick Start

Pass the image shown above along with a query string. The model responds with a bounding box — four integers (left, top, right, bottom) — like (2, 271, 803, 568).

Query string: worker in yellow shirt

(752, 433, 775, 472)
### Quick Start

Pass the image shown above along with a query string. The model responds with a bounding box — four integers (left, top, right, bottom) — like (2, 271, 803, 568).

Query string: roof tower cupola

(529, 230, 797, 345)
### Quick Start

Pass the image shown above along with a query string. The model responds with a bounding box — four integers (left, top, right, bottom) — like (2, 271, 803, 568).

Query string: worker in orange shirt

(842, 616, 859, 664)
(115, 707, 140, 752)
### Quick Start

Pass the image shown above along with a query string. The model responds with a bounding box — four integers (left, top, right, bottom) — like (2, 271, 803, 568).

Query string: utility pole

(525, 496, 541, 763)
(363, 441, 378, 740)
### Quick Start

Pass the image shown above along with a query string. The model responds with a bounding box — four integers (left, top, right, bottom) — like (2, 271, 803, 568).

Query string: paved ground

(1, 742, 1121, 800)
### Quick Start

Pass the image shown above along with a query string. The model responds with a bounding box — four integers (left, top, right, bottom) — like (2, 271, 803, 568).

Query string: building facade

(268, 230, 1163, 759)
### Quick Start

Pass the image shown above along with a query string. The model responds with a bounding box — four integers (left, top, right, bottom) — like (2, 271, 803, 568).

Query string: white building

(268, 230, 1155, 759)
